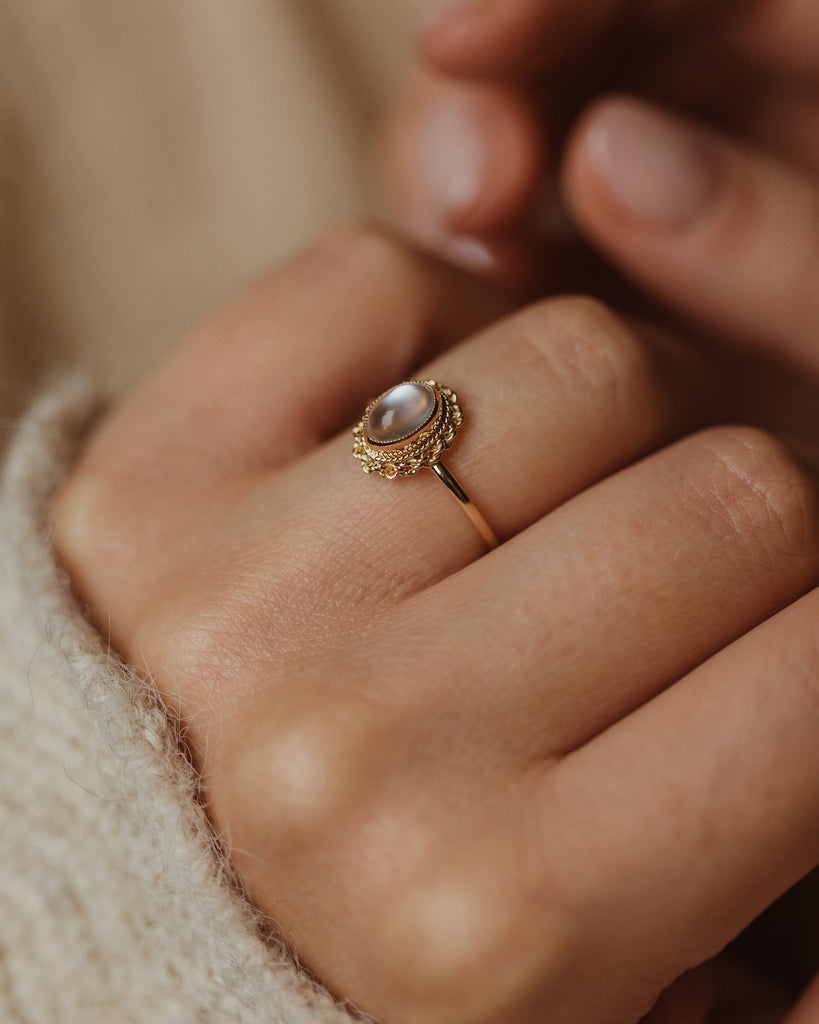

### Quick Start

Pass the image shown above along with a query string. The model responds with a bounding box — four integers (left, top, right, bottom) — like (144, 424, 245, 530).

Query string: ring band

(352, 380, 498, 549)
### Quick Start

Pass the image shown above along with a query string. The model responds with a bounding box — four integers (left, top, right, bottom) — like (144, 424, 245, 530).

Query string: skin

(386, 0, 819, 359)
(386, 0, 819, 1015)
(52, 226, 819, 1023)
(385, 1, 819, 471)
(396, 0, 819, 230)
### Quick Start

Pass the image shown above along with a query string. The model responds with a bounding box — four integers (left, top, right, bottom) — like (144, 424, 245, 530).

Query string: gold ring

(352, 380, 498, 549)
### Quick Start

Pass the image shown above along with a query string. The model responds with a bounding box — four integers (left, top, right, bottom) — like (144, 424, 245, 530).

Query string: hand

(387, 0, 819, 263)
(52, 227, 819, 1023)
(385, 0, 819, 386)
(385, 0, 819, 539)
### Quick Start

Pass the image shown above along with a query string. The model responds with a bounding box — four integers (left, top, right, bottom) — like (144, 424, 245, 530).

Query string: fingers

(531, 584, 819, 1022)
(258, 296, 704, 588)
(53, 227, 511, 651)
(209, 423, 819, 1024)
(54, 284, 706, 665)
(382, 69, 545, 257)
(412, 426, 819, 756)
(563, 96, 819, 372)
(405, 0, 819, 270)
(118, 297, 707, 741)
(79, 226, 510, 479)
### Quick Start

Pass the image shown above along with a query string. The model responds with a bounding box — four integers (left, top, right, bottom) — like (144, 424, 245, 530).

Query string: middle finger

(410, 425, 819, 757)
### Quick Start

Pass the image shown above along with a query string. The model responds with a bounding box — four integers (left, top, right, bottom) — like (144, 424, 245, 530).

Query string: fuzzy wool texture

(0, 380, 355, 1023)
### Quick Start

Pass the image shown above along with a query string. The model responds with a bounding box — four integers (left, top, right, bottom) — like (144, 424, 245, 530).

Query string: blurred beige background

(0, 0, 423, 423)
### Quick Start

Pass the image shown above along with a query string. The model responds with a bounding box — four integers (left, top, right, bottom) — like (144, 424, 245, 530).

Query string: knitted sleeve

(0, 380, 356, 1024)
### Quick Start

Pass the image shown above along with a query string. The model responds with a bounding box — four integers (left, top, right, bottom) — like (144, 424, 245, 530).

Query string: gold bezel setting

(353, 380, 463, 479)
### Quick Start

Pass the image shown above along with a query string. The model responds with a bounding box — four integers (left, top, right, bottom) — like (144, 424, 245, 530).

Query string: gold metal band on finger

(352, 380, 498, 550)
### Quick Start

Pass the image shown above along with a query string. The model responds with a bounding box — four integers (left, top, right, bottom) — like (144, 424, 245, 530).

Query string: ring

(352, 380, 498, 549)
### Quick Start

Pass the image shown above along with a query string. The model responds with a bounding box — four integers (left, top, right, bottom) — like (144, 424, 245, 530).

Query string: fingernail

(420, 100, 487, 222)
(444, 236, 499, 274)
(419, 0, 483, 33)
(588, 99, 718, 227)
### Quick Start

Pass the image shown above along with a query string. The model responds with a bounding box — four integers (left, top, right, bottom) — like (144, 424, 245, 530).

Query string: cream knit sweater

(0, 2, 422, 1018)
(0, 384, 357, 1022)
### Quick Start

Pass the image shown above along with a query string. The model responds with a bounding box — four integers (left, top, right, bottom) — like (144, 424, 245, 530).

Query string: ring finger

(215, 295, 710, 615)
(144, 294, 711, 716)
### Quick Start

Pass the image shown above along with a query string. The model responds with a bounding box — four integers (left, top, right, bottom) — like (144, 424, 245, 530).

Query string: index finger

(76, 227, 510, 479)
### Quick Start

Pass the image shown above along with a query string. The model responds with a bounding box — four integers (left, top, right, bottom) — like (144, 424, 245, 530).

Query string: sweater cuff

(0, 378, 353, 1024)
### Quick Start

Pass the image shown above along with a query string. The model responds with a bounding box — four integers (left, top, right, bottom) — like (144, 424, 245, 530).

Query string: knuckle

(217, 708, 577, 1022)
(512, 295, 651, 404)
(378, 861, 575, 1023)
(216, 691, 387, 847)
(684, 426, 819, 560)
(210, 706, 370, 872)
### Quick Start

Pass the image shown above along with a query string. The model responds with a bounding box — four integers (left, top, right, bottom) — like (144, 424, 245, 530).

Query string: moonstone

(365, 382, 437, 446)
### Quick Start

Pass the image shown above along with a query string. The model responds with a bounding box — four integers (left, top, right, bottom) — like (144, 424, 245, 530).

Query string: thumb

(562, 95, 819, 373)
